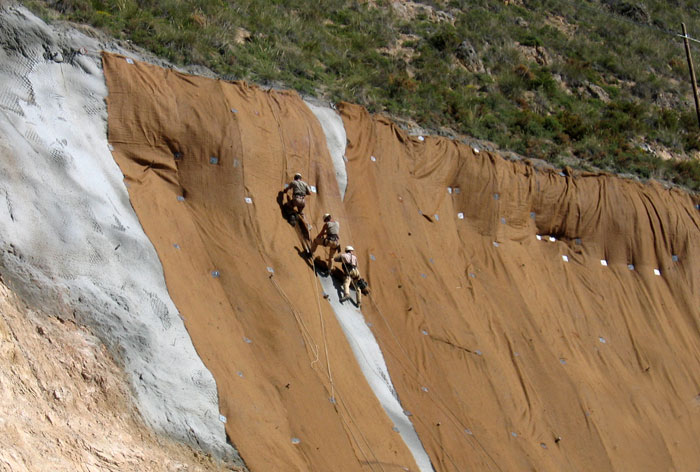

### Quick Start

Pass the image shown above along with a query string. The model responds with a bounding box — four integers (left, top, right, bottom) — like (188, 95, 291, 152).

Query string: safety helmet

(323, 213, 331, 221)
(345, 245, 354, 252)
(294, 172, 302, 179)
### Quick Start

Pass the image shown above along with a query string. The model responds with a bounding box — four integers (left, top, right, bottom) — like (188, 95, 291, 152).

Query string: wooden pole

(682, 23, 700, 128)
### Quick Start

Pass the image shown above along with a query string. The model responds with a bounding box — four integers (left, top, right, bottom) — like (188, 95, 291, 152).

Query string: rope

(268, 274, 321, 367)
(367, 293, 504, 472)
(318, 256, 463, 471)
(273, 198, 386, 466)
(235, 118, 323, 371)
(268, 93, 390, 470)
(223, 89, 392, 470)
(308, 259, 389, 472)
(332, 256, 468, 471)
(218, 84, 321, 368)
(310, 260, 335, 402)
(334, 399, 382, 472)
(268, 259, 388, 471)
(267, 246, 386, 471)
(370, 295, 492, 470)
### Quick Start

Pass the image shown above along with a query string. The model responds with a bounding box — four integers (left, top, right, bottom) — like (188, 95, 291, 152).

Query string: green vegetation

(27, 0, 700, 190)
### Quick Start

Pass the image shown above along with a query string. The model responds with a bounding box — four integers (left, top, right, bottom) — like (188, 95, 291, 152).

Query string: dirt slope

(103, 52, 700, 471)
(0, 278, 239, 472)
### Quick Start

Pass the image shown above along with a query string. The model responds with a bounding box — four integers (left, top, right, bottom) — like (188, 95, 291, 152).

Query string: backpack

(356, 278, 369, 295)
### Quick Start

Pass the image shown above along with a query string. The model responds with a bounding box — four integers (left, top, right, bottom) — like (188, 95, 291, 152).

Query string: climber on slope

(282, 172, 312, 221)
(334, 245, 362, 307)
(307, 213, 340, 270)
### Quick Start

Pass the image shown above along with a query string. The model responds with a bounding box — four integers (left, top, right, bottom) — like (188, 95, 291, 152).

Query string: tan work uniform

(334, 252, 361, 305)
(286, 180, 311, 214)
(310, 220, 340, 267)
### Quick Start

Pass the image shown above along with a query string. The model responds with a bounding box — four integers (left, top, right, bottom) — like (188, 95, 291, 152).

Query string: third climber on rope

(283, 172, 312, 218)
(334, 245, 362, 307)
(307, 213, 340, 270)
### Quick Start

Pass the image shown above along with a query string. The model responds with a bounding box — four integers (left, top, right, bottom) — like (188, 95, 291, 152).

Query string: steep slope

(104, 51, 700, 472)
(104, 52, 422, 472)
(338, 104, 700, 471)
(0, 5, 239, 466)
(0, 279, 237, 471)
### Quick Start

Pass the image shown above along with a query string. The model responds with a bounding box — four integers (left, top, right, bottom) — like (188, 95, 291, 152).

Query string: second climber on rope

(334, 245, 362, 307)
(307, 213, 340, 271)
(282, 172, 312, 225)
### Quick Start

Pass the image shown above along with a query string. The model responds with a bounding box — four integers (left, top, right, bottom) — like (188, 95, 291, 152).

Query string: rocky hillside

(24, 0, 700, 190)
(1, 3, 698, 472)
(0, 279, 238, 471)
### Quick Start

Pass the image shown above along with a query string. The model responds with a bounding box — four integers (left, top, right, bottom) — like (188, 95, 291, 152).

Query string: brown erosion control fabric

(103, 52, 700, 471)
(103, 53, 418, 472)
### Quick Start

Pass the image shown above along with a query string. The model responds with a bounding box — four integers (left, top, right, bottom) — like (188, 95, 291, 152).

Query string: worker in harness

(283, 172, 312, 219)
(334, 245, 362, 307)
(308, 213, 340, 270)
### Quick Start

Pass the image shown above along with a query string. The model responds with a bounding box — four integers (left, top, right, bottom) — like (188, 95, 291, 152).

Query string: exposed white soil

(305, 100, 349, 200)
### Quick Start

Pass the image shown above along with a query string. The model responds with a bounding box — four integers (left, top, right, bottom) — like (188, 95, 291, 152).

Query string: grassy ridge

(28, 0, 700, 190)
